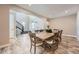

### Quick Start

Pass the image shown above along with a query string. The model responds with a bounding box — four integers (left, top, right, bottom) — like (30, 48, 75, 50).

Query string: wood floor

(55, 36, 79, 54)
(0, 34, 79, 54)
(44, 36, 79, 54)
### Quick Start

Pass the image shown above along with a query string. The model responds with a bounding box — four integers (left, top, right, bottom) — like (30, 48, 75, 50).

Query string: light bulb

(28, 4, 32, 7)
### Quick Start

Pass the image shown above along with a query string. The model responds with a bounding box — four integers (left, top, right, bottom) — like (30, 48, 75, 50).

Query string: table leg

(34, 38, 36, 54)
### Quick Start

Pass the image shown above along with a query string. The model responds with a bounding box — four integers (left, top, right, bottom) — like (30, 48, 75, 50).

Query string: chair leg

(34, 38, 36, 54)
(34, 46, 36, 54)
(30, 42, 32, 53)
(60, 37, 62, 42)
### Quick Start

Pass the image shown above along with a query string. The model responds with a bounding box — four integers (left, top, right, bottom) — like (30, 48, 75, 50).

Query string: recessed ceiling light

(28, 4, 32, 7)
(65, 10, 68, 13)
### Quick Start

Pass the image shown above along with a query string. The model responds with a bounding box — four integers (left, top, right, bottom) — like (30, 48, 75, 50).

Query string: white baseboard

(0, 43, 10, 49)
(62, 34, 77, 38)
(62, 34, 79, 41)
(76, 37, 79, 41)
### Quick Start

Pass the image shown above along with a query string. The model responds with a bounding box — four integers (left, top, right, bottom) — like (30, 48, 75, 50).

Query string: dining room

(0, 4, 79, 54)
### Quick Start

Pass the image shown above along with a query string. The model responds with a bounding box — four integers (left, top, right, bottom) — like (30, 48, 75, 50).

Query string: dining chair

(53, 29, 63, 42)
(58, 30, 63, 42)
(29, 32, 43, 54)
(50, 34, 59, 53)
(41, 32, 60, 53)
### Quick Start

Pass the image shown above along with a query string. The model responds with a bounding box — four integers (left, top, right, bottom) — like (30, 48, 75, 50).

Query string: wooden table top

(36, 31, 54, 40)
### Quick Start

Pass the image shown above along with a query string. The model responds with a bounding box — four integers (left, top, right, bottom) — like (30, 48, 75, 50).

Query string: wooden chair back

(29, 32, 43, 54)
(57, 30, 63, 42)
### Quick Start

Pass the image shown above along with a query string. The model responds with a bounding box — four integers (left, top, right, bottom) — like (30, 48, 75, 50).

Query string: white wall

(77, 12, 79, 40)
(9, 10, 16, 38)
(0, 5, 10, 46)
(49, 14, 77, 37)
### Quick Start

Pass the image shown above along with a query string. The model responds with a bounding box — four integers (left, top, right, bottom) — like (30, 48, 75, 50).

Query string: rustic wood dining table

(36, 31, 54, 41)
(32, 31, 55, 54)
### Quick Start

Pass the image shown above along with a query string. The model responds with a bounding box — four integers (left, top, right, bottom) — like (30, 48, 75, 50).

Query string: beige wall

(49, 14, 77, 36)
(0, 5, 10, 46)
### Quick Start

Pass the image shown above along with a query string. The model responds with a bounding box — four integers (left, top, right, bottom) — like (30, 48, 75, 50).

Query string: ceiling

(16, 4, 79, 19)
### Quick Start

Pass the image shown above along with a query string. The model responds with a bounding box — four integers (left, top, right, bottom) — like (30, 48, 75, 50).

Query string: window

(29, 15, 45, 31)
